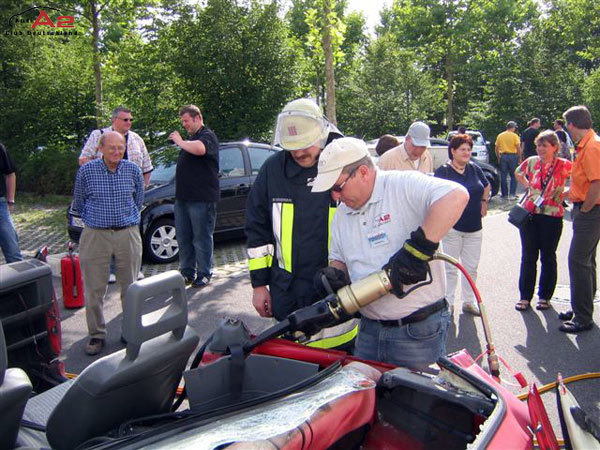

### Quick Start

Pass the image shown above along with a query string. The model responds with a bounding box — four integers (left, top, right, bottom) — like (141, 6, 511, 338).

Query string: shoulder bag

(508, 160, 556, 229)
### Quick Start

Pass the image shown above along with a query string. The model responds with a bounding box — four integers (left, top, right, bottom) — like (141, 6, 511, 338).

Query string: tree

(383, 0, 538, 131)
(337, 33, 443, 138)
(169, 0, 302, 141)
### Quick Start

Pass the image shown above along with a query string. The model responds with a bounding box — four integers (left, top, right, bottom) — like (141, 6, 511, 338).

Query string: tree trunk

(90, 0, 102, 127)
(445, 56, 454, 133)
(322, 0, 336, 125)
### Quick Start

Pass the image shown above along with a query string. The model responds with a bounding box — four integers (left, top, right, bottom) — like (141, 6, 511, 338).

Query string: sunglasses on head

(331, 167, 358, 193)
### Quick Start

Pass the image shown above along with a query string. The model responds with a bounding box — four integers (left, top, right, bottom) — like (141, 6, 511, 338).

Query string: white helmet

(273, 98, 332, 151)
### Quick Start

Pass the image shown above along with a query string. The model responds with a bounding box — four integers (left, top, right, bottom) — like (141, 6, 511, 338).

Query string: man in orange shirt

(559, 105, 600, 333)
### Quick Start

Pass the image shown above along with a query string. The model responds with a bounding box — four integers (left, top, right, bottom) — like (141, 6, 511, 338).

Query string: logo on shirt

(377, 213, 391, 225)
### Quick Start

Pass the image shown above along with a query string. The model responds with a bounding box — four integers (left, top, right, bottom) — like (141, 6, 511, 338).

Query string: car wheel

(144, 218, 178, 264)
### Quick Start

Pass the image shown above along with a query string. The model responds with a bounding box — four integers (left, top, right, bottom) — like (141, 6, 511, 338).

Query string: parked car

(446, 130, 490, 163)
(366, 137, 499, 198)
(68, 141, 280, 263)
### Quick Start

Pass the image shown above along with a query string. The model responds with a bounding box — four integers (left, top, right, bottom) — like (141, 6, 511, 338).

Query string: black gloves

(313, 267, 350, 298)
(383, 227, 438, 296)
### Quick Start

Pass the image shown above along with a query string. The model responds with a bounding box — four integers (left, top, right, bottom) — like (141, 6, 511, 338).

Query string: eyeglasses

(331, 167, 358, 193)
(119, 117, 133, 122)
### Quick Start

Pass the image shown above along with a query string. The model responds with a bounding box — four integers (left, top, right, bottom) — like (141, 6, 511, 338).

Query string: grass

(11, 193, 71, 233)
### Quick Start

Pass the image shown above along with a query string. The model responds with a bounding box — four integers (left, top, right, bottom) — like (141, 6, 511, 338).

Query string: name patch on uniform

(368, 231, 389, 248)
(377, 213, 391, 225)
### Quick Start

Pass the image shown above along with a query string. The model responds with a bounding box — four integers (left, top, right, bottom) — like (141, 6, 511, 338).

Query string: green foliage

(337, 33, 443, 139)
(170, 0, 302, 141)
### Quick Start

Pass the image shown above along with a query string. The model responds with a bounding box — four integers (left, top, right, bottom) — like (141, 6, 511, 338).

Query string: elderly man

(559, 105, 600, 333)
(245, 98, 357, 350)
(311, 137, 468, 369)
(378, 121, 433, 173)
(79, 106, 153, 187)
(73, 131, 144, 355)
(169, 105, 219, 289)
(495, 121, 521, 199)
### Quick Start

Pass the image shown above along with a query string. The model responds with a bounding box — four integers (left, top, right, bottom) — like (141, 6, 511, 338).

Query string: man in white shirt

(312, 137, 468, 369)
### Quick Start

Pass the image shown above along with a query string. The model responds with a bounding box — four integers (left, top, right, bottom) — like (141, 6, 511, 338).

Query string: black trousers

(518, 214, 563, 301)
(568, 204, 600, 324)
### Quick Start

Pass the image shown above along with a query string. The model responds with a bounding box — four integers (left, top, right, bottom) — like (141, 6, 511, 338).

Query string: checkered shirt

(73, 159, 144, 229)
(79, 127, 153, 174)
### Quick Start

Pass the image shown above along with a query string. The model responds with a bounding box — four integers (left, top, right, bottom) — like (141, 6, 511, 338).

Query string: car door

(216, 145, 251, 233)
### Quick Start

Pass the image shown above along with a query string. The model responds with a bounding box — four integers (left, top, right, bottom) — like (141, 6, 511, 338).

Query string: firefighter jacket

(245, 150, 357, 349)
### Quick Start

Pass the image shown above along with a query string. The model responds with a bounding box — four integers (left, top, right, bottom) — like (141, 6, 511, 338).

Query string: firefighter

(245, 98, 358, 350)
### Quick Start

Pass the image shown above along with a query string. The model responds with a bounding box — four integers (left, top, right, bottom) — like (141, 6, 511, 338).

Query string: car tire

(144, 218, 179, 264)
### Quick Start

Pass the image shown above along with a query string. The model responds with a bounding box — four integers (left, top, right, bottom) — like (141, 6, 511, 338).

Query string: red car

(4, 268, 597, 449)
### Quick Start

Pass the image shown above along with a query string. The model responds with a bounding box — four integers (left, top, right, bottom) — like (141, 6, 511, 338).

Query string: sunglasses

(331, 167, 358, 193)
(119, 117, 133, 122)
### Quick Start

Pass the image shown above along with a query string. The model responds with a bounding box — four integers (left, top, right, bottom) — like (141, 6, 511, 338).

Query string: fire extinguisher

(61, 241, 85, 308)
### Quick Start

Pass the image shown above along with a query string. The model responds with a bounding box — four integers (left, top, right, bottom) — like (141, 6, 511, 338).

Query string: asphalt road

(54, 209, 599, 438)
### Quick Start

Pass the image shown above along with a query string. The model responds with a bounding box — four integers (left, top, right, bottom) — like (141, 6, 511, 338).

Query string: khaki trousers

(79, 226, 142, 339)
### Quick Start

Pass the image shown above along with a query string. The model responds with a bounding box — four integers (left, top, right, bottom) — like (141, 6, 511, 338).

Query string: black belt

(372, 299, 448, 327)
(104, 225, 129, 231)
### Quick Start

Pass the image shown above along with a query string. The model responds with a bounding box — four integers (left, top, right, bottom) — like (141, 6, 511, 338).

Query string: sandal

(536, 299, 550, 311)
(515, 300, 530, 311)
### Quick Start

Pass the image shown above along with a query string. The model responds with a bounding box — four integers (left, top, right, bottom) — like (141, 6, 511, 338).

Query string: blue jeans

(0, 197, 22, 263)
(174, 200, 216, 280)
(500, 153, 518, 197)
(355, 308, 450, 371)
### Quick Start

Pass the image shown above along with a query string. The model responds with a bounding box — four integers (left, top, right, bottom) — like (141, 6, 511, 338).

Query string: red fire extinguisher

(61, 242, 85, 308)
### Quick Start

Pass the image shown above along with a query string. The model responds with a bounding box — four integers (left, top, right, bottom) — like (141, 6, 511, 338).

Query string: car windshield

(150, 161, 176, 184)
(149, 146, 178, 184)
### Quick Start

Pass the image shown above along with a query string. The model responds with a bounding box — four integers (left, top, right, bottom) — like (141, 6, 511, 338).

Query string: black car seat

(0, 320, 33, 450)
(17, 270, 199, 450)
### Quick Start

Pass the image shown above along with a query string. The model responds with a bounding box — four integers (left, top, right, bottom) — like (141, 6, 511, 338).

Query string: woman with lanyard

(434, 134, 490, 316)
(514, 130, 572, 312)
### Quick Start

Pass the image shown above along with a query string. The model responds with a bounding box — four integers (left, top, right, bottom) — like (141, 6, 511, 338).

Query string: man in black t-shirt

(169, 105, 219, 288)
(521, 118, 541, 160)
(0, 143, 22, 263)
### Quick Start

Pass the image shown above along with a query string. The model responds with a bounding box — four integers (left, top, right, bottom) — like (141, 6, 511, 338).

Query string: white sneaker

(108, 273, 116, 284)
(137, 271, 145, 280)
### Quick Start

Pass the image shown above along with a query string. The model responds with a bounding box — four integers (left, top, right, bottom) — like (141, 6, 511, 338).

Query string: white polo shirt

(329, 170, 466, 320)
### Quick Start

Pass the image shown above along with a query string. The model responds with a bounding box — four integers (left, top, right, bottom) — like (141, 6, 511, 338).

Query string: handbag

(508, 199, 531, 228)
(507, 159, 557, 229)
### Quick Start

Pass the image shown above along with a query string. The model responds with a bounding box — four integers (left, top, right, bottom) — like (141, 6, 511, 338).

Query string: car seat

(0, 320, 32, 450)
(17, 270, 199, 450)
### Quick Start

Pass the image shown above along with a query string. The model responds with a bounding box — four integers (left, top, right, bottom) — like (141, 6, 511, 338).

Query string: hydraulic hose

(431, 252, 501, 381)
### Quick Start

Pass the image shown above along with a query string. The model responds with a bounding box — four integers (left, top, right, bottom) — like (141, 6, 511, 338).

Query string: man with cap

(245, 98, 358, 350)
(312, 137, 468, 369)
(495, 121, 521, 199)
(378, 121, 433, 173)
